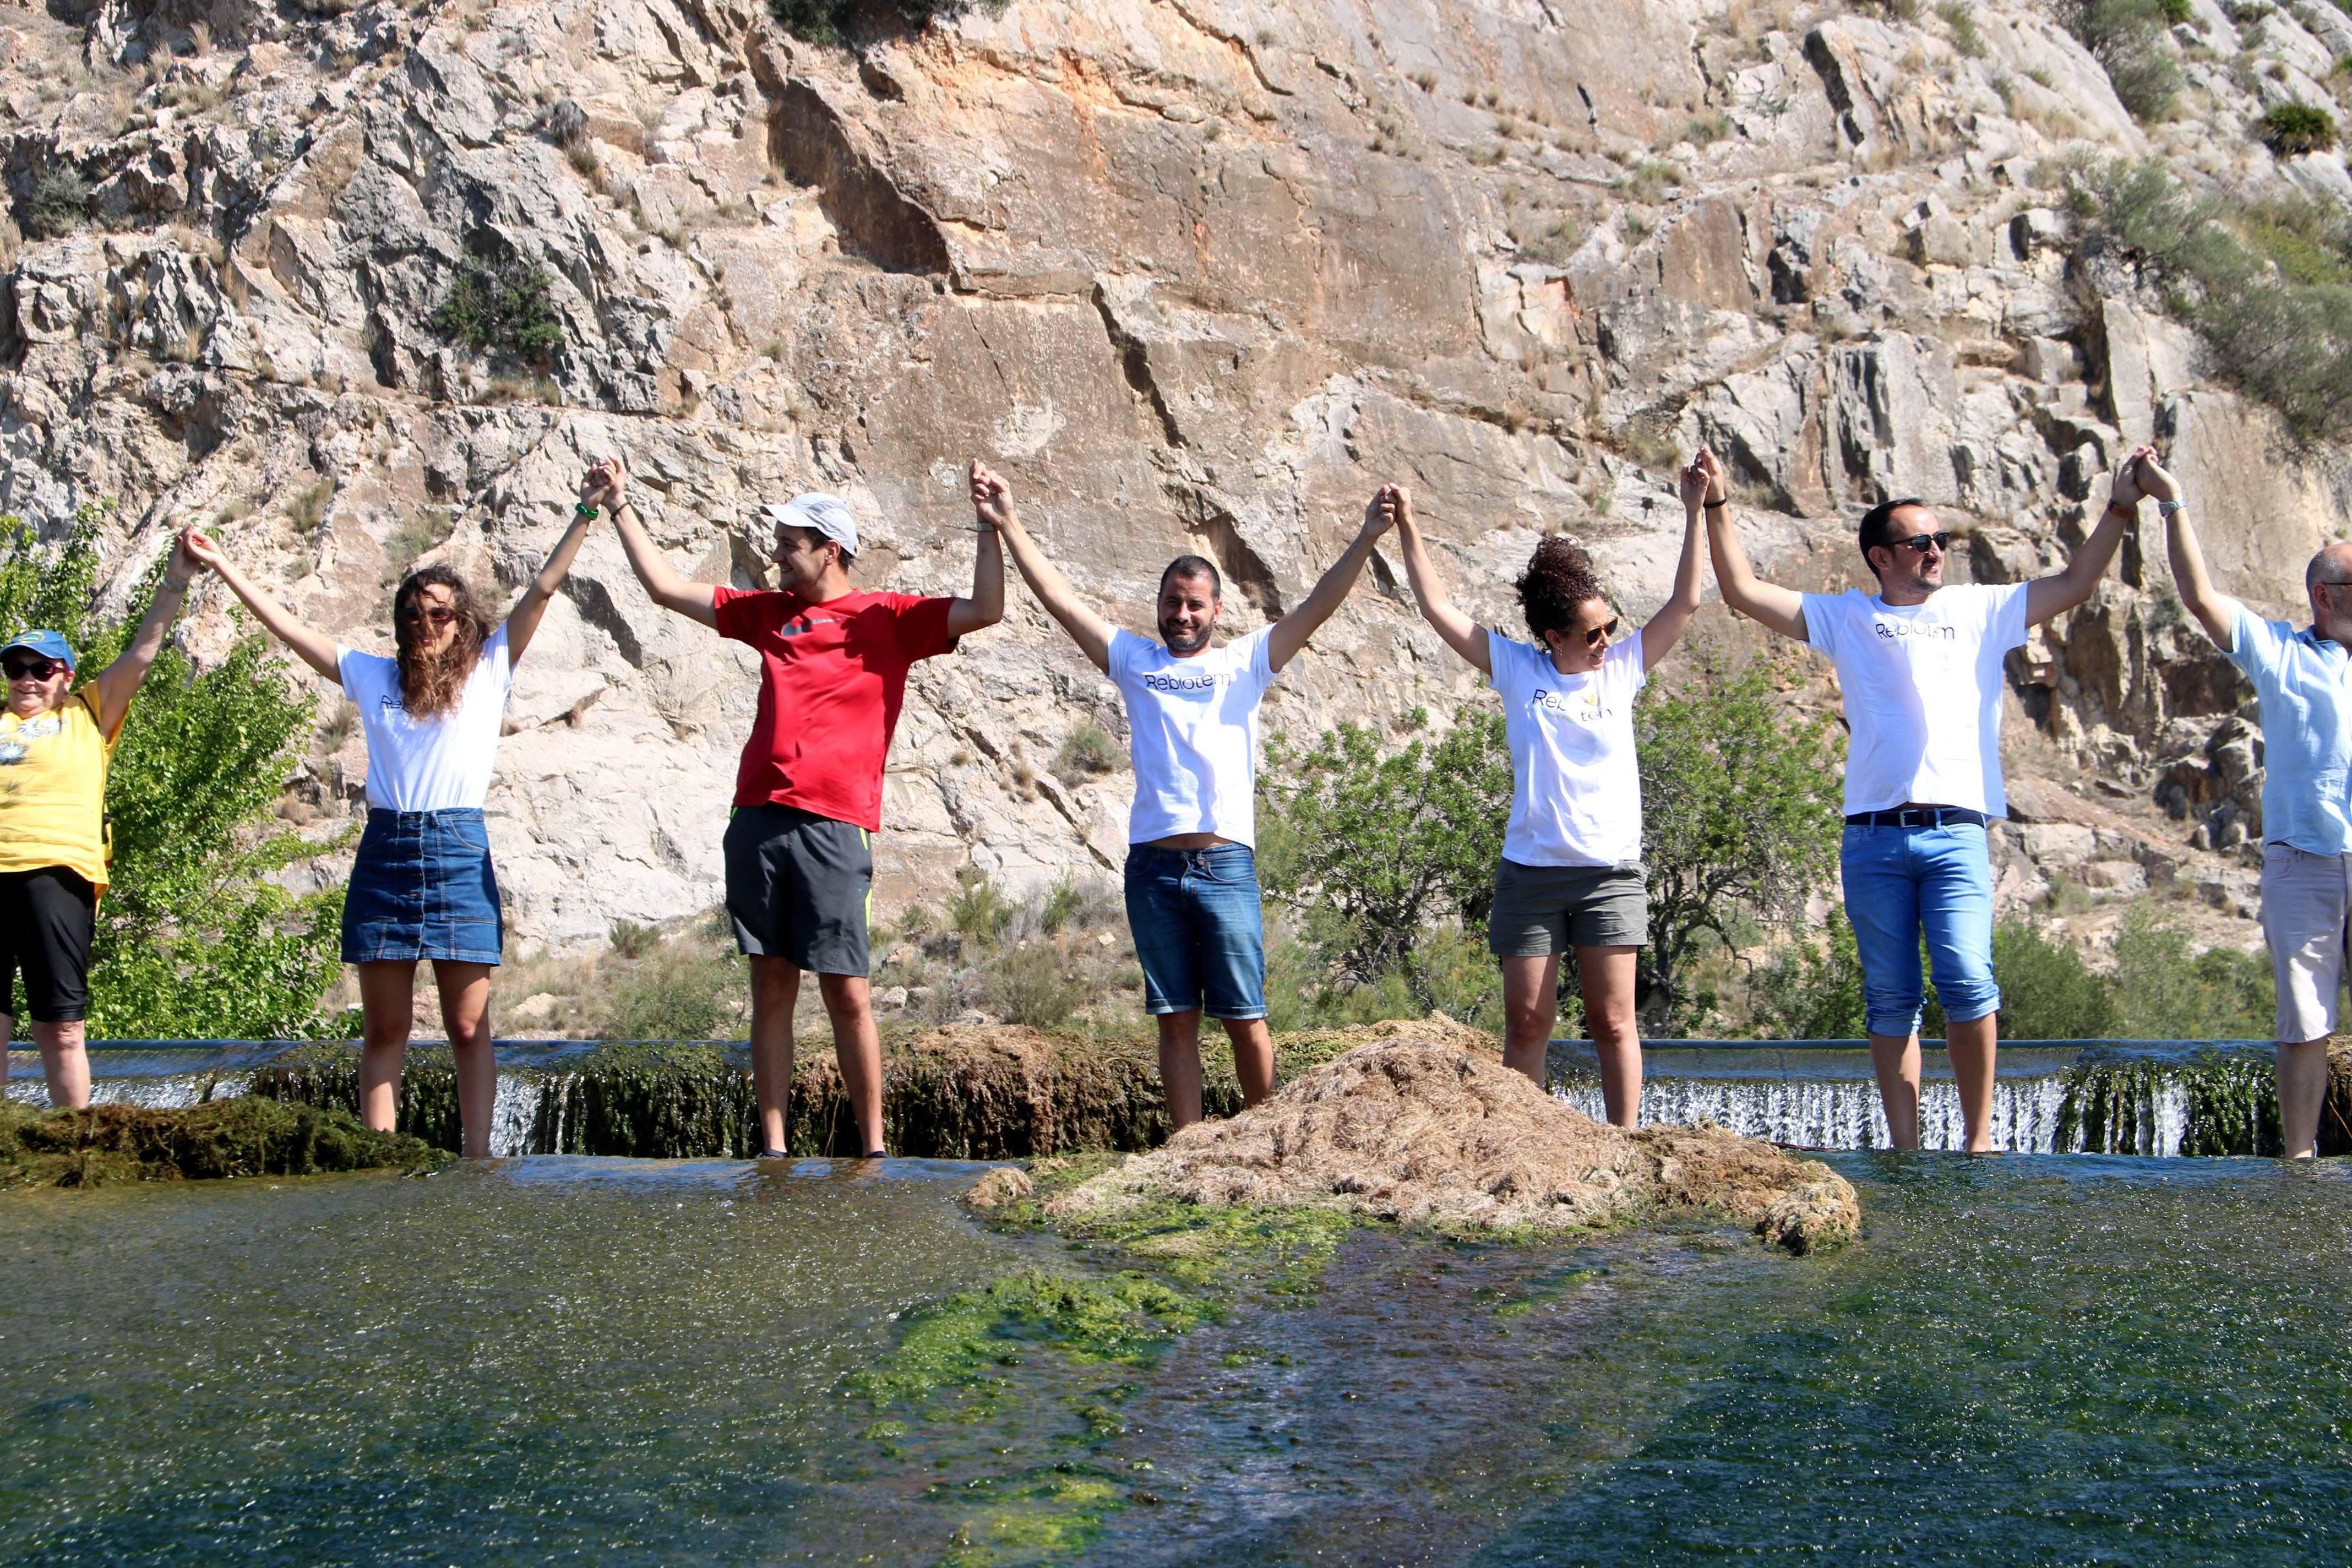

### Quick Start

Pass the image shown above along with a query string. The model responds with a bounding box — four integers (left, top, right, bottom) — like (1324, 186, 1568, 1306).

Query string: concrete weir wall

(0, 0, 2345, 965)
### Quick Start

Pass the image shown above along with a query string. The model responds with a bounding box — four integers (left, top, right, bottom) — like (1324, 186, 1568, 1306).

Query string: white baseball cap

(760, 493, 857, 558)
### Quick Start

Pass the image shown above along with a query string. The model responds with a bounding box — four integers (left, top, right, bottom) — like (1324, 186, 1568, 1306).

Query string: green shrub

(2110, 908, 2271, 1039)
(1749, 913, 1868, 1039)
(770, 0, 1008, 46)
(23, 168, 89, 240)
(1988, 919, 2119, 1039)
(2073, 157, 2352, 443)
(0, 508, 348, 1039)
(2257, 104, 2338, 157)
(1040, 875, 1085, 934)
(947, 871, 1014, 945)
(1936, 2, 1985, 58)
(1050, 721, 1120, 787)
(598, 944, 743, 1039)
(608, 918, 658, 959)
(429, 255, 563, 361)
(982, 944, 1086, 1030)
(2057, 0, 2184, 121)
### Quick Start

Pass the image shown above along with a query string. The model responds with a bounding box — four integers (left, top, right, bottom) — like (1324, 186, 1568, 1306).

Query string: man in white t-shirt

(970, 461, 1392, 1126)
(1705, 447, 2146, 1151)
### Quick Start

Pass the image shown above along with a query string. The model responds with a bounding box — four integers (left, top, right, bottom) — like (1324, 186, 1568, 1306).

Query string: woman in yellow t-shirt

(0, 536, 200, 1108)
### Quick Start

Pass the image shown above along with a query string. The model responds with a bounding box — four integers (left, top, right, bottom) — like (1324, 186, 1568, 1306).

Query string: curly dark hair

(1515, 536, 1608, 646)
(391, 564, 494, 718)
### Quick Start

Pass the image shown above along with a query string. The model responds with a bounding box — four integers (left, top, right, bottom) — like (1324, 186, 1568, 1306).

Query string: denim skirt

(341, 808, 505, 965)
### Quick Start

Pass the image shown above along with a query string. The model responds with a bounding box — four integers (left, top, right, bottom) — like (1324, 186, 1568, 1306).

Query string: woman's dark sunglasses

(1583, 616, 1623, 648)
(3, 657, 61, 680)
(398, 606, 458, 626)
(1890, 531, 1954, 556)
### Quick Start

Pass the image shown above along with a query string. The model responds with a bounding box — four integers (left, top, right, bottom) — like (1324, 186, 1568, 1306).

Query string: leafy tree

(1748, 910, 1868, 1039)
(0, 508, 346, 1038)
(1257, 704, 1511, 1005)
(1636, 658, 1844, 1027)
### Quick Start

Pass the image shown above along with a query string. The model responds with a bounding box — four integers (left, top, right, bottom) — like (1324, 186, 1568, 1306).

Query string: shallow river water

(3, 1153, 2349, 1566)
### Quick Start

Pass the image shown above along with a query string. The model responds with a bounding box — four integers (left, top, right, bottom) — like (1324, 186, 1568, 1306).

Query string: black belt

(1844, 807, 1988, 828)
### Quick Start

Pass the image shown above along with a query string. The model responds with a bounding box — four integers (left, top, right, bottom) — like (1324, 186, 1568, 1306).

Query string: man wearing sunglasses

(1705, 446, 2147, 1152)
(0, 535, 202, 1109)
(2150, 451, 2352, 1159)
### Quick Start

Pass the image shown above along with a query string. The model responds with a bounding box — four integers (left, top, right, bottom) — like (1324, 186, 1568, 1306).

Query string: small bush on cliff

(2072, 157, 2352, 444)
(2257, 104, 2338, 157)
(2057, 0, 2185, 121)
(23, 168, 89, 240)
(0, 508, 347, 1038)
(429, 255, 562, 362)
(770, 0, 1008, 46)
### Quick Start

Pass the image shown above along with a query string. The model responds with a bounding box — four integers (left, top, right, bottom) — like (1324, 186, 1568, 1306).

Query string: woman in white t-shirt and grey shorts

(179, 479, 598, 1157)
(1381, 460, 1710, 1125)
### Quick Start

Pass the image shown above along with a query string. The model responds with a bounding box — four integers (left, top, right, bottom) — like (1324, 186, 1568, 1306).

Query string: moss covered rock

(0, 1097, 446, 1188)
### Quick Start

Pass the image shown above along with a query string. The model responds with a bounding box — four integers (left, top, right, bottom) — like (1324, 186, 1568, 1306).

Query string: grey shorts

(722, 804, 872, 974)
(1487, 859, 1649, 956)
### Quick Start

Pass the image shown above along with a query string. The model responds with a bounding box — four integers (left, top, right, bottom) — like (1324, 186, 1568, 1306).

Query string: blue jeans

(342, 808, 504, 965)
(1841, 823, 1999, 1036)
(1123, 845, 1267, 1020)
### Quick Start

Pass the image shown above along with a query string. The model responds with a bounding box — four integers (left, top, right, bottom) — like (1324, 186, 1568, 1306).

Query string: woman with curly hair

(179, 480, 600, 1156)
(1381, 457, 1713, 1124)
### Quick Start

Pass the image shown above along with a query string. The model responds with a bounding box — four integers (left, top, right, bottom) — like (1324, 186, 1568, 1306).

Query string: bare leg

(2278, 1037, 2332, 1159)
(818, 973, 885, 1155)
(30, 1018, 88, 1109)
(1498, 954, 1562, 1086)
(749, 956, 801, 1155)
(1157, 1009, 1206, 1128)
(1869, 1031, 1923, 1151)
(1219, 1016, 1275, 1107)
(1944, 1014, 1999, 1153)
(1577, 945, 1643, 1128)
(433, 960, 497, 1159)
(356, 961, 419, 1134)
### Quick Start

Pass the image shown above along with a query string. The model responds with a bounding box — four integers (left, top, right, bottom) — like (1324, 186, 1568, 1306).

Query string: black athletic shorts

(722, 804, 872, 976)
(0, 867, 95, 1023)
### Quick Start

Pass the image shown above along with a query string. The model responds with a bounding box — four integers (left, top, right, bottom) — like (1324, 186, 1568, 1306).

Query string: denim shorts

(342, 808, 504, 966)
(1123, 844, 1266, 1020)
(1840, 821, 1998, 1036)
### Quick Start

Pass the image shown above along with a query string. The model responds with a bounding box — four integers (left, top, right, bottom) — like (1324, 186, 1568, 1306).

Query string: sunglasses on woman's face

(398, 606, 458, 627)
(1582, 616, 1622, 649)
(3, 657, 61, 681)
(1890, 531, 1954, 556)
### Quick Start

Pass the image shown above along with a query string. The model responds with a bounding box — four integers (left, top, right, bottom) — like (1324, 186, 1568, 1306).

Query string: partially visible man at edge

(2148, 450, 2349, 1159)
(968, 459, 1391, 1128)
(589, 457, 1003, 1159)
(1705, 447, 2143, 1152)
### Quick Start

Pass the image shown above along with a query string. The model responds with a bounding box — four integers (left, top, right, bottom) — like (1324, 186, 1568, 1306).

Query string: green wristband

(574, 502, 600, 521)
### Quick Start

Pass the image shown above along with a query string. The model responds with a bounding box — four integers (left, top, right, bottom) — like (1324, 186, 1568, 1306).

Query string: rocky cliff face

(1, 0, 2346, 955)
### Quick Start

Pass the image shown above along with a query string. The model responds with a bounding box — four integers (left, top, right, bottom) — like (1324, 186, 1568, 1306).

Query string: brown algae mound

(1044, 1038, 1860, 1254)
(0, 1097, 445, 1188)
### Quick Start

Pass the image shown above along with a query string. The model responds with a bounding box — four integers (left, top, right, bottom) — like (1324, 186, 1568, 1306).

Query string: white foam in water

(488, 1073, 551, 1158)
(1558, 1068, 2187, 1155)
(6, 1074, 224, 1111)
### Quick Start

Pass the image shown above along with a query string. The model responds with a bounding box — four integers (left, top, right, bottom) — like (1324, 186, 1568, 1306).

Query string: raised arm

(501, 475, 601, 665)
(2143, 454, 2235, 647)
(1700, 450, 1808, 642)
(88, 533, 200, 736)
(178, 528, 342, 681)
(2025, 446, 2144, 627)
(946, 488, 1004, 638)
(1638, 453, 1714, 673)
(590, 457, 718, 630)
(970, 461, 1115, 674)
(1265, 493, 1395, 673)
(1384, 484, 1489, 674)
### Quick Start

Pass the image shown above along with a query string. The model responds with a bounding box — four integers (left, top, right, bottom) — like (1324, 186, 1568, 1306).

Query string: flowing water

(2, 1154, 2350, 1565)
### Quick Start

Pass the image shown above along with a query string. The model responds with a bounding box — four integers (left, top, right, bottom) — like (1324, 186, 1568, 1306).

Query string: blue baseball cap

(1, 630, 74, 668)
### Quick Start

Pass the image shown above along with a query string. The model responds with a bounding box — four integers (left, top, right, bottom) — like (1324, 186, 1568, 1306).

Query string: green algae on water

(0, 1096, 444, 1188)
(852, 1270, 1213, 1410)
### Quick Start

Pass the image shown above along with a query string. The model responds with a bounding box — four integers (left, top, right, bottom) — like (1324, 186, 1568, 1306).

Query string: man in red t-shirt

(589, 457, 1002, 1159)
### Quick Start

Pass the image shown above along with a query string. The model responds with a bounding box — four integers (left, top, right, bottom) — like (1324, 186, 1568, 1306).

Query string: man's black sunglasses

(1887, 531, 1954, 556)
(3, 657, 62, 680)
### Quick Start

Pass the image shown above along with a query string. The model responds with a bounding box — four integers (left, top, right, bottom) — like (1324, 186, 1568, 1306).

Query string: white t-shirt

(338, 625, 515, 812)
(1108, 627, 1277, 846)
(1800, 584, 2031, 816)
(1487, 629, 1648, 867)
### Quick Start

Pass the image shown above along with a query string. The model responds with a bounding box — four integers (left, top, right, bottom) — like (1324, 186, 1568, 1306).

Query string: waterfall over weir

(5, 1036, 2298, 1159)
(1547, 1041, 2287, 1156)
